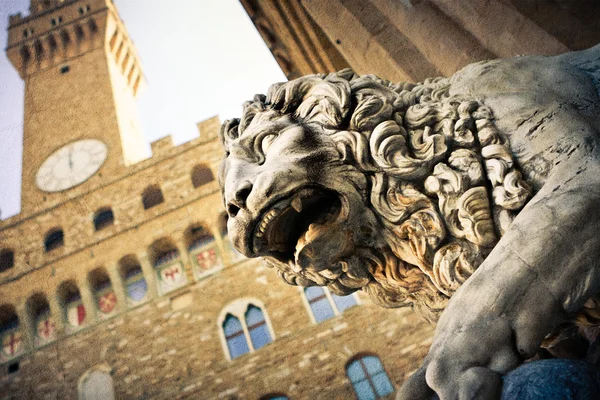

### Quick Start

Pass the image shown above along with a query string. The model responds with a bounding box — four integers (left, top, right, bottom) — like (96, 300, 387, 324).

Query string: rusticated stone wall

(0, 247, 434, 399)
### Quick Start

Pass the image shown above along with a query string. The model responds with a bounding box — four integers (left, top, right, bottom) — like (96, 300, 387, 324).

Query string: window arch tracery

(218, 299, 274, 360)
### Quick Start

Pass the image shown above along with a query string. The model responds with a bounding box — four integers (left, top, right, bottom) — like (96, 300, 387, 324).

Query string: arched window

(303, 286, 358, 323)
(119, 255, 147, 306)
(260, 395, 289, 400)
(89, 268, 117, 317)
(186, 224, 222, 279)
(346, 355, 394, 399)
(78, 368, 115, 400)
(0, 249, 14, 272)
(45, 228, 64, 252)
(75, 25, 85, 41)
(48, 34, 58, 53)
(223, 314, 249, 359)
(60, 30, 70, 47)
(0, 305, 23, 362)
(219, 301, 274, 360)
(245, 305, 272, 350)
(218, 212, 245, 263)
(57, 281, 86, 332)
(142, 185, 164, 209)
(150, 238, 186, 294)
(87, 18, 98, 34)
(191, 164, 214, 188)
(93, 208, 114, 231)
(26, 293, 56, 346)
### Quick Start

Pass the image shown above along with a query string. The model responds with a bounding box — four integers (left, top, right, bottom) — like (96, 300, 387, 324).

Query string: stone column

(47, 295, 65, 336)
(78, 278, 97, 324)
(15, 304, 34, 352)
(138, 252, 159, 299)
(175, 240, 194, 283)
(106, 263, 128, 313)
(302, 0, 439, 82)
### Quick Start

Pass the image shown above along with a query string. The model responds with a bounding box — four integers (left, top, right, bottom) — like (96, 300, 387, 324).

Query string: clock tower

(6, 0, 147, 215)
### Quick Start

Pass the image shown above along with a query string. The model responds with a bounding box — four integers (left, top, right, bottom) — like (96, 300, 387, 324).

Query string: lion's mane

(220, 69, 532, 321)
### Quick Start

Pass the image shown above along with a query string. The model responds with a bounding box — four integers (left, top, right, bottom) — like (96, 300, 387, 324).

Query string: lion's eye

(261, 134, 277, 154)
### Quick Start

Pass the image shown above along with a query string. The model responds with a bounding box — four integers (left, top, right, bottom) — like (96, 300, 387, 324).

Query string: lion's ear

(219, 118, 240, 149)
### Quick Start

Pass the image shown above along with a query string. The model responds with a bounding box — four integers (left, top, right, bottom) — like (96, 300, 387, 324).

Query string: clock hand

(68, 146, 74, 170)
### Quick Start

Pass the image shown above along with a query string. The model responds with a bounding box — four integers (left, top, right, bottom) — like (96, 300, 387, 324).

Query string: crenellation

(150, 135, 175, 157)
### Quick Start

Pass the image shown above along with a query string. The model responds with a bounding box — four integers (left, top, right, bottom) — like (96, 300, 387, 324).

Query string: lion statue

(219, 44, 600, 399)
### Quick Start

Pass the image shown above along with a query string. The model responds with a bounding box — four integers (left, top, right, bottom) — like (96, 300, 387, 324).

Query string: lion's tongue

(295, 222, 350, 273)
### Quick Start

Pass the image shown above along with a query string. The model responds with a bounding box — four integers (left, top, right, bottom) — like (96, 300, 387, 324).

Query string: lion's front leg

(400, 161, 600, 400)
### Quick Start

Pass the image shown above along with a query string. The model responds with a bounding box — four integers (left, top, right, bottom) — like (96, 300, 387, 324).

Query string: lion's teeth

(291, 196, 303, 213)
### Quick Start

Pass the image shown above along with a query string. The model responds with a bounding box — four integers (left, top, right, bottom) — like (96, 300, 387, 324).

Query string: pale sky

(0, 0, 286, 219)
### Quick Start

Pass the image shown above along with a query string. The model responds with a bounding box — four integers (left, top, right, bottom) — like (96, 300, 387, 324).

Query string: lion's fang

(291, 196, 303, 213)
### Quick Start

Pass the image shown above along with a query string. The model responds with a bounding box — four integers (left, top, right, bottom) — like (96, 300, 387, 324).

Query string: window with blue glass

(223, 314, 249, 359)
(304, 286, 357, 323)
(260, 395, 289, 400)
(221, 302, 274, 360)
(347, 355, 394, 400)
(245, 305, 272, 350)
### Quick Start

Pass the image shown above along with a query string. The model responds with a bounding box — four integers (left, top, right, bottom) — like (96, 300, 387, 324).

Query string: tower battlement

(6, 0, 144, 96)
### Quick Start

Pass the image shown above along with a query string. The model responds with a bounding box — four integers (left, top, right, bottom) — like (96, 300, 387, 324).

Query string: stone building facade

(0, 1, 434, 398)
(241, 0, 600, 82)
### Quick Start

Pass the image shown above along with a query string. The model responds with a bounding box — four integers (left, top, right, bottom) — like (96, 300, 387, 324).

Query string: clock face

(36, 139, 108, 192)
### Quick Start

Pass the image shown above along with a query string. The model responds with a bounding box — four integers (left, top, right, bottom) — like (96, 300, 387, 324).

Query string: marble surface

(219, 45, 600, 399)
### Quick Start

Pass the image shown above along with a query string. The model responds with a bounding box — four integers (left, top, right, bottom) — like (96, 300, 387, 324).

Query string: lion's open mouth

(251, 187, 341, 263)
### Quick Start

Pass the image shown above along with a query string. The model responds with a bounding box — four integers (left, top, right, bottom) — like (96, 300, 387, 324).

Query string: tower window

(88, 18, 98, 34)
(142, 185, 164, 209)
(50, 16, 63, 27)
(75, 25, 85, 41)
(303, 286, 357, 323)
(346, 355, 394, 399)
(48, 35, 58, 52)
(191, 165, 214, 188)
(60, 65, 70, 74)
(93, 208, 114, 231)
(44, 229, 64, 252)
(78, 5, 91, 15)
(22, 28, 33, 38)
(0, 250, 15, 272)
(60, 30, 70, 47)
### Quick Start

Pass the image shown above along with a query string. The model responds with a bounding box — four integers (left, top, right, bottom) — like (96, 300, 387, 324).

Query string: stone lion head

(219, 69, 531, 321)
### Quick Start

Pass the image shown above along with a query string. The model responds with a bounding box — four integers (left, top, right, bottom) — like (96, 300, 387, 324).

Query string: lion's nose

(226, 181, 253, 218)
